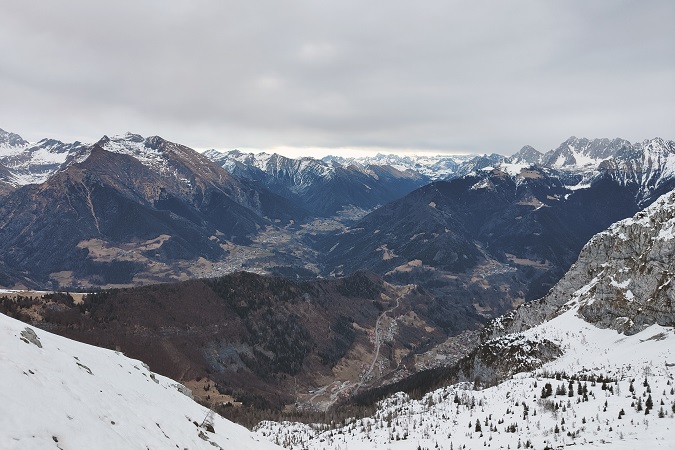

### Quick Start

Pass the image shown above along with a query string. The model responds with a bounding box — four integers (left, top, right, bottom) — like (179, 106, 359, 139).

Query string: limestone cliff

(485, 188, 675, 338)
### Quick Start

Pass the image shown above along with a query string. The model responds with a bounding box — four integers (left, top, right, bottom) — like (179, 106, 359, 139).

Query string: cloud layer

(1, 0, 673, 155)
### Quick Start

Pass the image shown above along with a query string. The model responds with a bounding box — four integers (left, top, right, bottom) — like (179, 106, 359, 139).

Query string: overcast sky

(0, 1, 673, 157)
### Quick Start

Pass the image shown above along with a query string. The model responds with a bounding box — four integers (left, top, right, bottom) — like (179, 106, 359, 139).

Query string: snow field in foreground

(0, 312, 280, 450)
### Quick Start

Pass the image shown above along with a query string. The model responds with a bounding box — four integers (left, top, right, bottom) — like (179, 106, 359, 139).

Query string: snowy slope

(0, 312, 280, 450)
(257, 304, 675, 449)
(6, 139, 87, 185)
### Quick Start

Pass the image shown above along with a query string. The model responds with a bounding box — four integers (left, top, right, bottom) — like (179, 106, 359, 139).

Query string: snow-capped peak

(323, 153, 473, 180)
(541, 136, 632, 169)
(82, 133, 218, 187)
(0, 131, 87, 185)
(507, 145, 543, 165)
(208, 150, 337, 186)
(0, 128, 29, 151)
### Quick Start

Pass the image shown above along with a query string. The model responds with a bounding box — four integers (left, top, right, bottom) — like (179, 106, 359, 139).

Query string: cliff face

(485, 188, 675, 338)
(573, 189, 675, 333)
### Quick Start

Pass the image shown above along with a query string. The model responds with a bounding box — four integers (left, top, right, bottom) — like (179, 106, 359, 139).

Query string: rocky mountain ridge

(599, 137, 675, 206)
(540, 136, 633, 168)
(0, 133, 308, 288)
(322, 153, 473, 180)
(205, 138, 675, 213)
(485, 188, 675, 340)
(2, 128, 672, 192)
(205, 149, 430, 216)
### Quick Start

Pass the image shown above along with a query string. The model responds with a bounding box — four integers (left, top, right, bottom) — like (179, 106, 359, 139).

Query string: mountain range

(204, 149, 429, 216)
(317, 137, 675, 325)
(1, 128, 674, 301)
(0, 131, 311, 288)
(1, 125, 675, 448)
(4, 160, 671, 449)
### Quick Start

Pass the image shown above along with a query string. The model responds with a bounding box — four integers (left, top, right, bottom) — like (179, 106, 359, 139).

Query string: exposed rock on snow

(462, 335, 562, 384)
(19, 327, 42, 348)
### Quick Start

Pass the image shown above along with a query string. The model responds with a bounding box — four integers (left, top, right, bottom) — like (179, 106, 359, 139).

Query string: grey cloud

(0, 0, 672, 155)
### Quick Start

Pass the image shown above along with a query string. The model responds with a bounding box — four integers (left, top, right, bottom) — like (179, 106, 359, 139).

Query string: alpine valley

(1, 127, 674, 449)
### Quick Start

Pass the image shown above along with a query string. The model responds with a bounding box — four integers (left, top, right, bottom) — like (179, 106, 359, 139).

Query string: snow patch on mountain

(0, 312, 280, 450)
(0, 132, 87, 185)
(207, 149, 337, 190)
(500, 162, 530, 177)
(94, 133, 178, 176)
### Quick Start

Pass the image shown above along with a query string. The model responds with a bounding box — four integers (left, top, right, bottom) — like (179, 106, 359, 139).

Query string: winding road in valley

(304, 285, 414, 410)
(354, 286, 412, 394)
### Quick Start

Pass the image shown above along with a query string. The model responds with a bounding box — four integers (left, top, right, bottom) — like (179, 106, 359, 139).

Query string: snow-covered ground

(0, 312, 280, 450)
(257, 304, 675, 449)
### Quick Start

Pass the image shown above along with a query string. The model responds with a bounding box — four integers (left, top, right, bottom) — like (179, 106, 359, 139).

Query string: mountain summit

(0, 133, 304, 288)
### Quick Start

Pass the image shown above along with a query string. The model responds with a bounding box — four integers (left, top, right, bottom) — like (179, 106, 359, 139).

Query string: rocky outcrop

(574, 189, 675, 333)
(457, 334, 561, 385)
(599, 137, 675, 205)
(507, 145, 542, 164)
(485, 188, 675, 339)
(20, 327, 42, 348)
